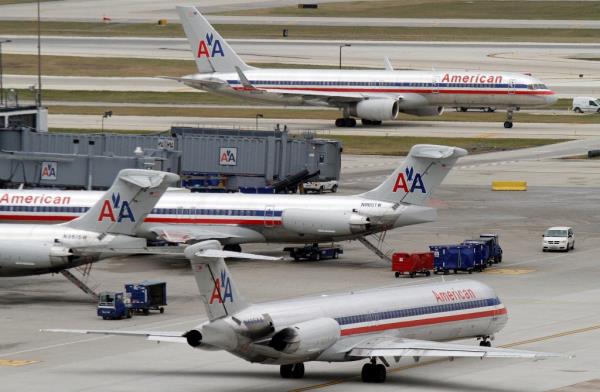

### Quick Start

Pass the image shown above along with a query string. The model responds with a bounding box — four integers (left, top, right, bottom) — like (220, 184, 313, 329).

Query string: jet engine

(349, 98, 399, 121)
(0, 241, 73, 275)
(269, 318, 340, 357)
(282, 209, 370, 236)
(183, 329, 203, 347)
(401, 106, 444, 117)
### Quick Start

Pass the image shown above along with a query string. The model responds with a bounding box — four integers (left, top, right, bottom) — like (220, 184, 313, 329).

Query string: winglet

(384, 56, 394, 71)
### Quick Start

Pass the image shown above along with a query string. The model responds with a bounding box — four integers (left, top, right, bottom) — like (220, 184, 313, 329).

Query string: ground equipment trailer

(392, 252, 434, 278)
(429, 244, 485, 274)
(126, 281, 167, 315)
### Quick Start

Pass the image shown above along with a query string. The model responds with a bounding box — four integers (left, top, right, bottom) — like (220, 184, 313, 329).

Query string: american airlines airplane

(173, 6, 557, 129)
(0, 145, 465, 251)
(45, 240, 560, 383)
(0, 169, 178, 277)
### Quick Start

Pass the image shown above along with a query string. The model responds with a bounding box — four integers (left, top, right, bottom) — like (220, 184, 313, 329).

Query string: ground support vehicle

(479, 233, 503, 263)
(303, 180, 339, 194)
(125, 281, 167, 315)
(284, 244, 343, 261)
(392, 252, 434, 278)
(97, 291, 132, 320)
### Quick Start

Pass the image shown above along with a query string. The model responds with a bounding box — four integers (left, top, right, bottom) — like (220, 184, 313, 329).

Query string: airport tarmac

(2, 144, 600, 391)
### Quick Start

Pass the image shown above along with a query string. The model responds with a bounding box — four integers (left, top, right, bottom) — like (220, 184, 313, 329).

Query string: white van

(572, 97, 600, 113)
(542, 226, 575, 252)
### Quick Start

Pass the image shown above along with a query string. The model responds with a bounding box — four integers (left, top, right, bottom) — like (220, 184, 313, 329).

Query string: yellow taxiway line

(0, 359, 38, 367)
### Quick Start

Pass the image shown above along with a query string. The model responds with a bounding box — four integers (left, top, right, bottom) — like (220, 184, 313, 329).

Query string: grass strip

(0, 20, 598, 42)
(324, 135, 569, 156)
(222, 0, 600, 20)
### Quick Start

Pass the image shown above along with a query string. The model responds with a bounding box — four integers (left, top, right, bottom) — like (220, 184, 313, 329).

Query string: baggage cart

(392, 252, 434, 278)
(430, 245, 476, 274)
(125, 281, 167, 315)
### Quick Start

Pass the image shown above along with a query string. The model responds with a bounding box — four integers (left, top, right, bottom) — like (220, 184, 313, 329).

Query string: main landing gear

(479, 336, 492, 347)
(280, 362, 305, 379)
(504, 108, 515, 129)
(361, 358, 387, 383)
(335, 117, 356, 127)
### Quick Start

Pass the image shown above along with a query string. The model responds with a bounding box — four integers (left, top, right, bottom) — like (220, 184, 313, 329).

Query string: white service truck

(572, 97, 600, 113)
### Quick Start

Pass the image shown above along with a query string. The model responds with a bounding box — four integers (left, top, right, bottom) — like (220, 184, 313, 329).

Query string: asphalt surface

(2, 142, 600, 391)
(4, 37, 599, 96)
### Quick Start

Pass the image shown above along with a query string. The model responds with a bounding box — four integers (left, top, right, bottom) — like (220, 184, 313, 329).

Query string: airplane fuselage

(0, 224, 144, 276)
(184, 69, 556, 110)
(0, 190, 436, 244)
(192, 279, 508, 365)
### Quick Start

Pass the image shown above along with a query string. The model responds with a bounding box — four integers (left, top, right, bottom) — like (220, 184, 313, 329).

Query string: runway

(2, 143, 600, 391)
(3, 37, 600, 96)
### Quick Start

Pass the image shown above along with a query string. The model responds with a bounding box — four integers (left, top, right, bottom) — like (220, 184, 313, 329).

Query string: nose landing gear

(479, 336, 492, 347)
(280, 362, 305, 379)
(335, 117, 357, 127)
(503, 108, 515, 129)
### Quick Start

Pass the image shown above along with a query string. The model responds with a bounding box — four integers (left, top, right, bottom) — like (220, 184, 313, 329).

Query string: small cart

(284, 244, 343, 261)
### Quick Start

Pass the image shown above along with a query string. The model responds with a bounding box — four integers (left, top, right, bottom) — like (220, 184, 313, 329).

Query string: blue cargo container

(429, 245, 478, 274)
(461, 241, 488, 271)
(125, 281, 167, 315)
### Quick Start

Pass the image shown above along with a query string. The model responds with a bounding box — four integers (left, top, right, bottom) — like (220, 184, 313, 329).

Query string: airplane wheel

(346, 118, 357, 127)
(361, 118, 372, 125)
(280, 364, 293, 378)
(479, 340, 491, 347)
(291, 363, 305, 379)
(335, 118, 344, 127)
(503, 121, 513, 129)
(361, 363, 374, 382)
(375, 364, 386, 383)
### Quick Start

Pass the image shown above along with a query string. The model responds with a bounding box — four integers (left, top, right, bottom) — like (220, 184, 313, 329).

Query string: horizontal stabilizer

(42, 329, 188, 344)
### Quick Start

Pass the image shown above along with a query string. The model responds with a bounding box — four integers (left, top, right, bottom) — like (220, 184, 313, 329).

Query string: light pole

(255, 113, 263, 130)
(36, 0, 42, 108)
(0, 39, 11, 107)
(339, 44, 351, 70)
(101, 110, 112, 132)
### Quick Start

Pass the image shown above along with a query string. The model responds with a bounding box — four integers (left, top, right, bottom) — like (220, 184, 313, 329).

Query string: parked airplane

(45, 240, 560, 383)
(0, 145, 465, 254)
(0, 169, 178, 277)
(173, 6, 557, 129)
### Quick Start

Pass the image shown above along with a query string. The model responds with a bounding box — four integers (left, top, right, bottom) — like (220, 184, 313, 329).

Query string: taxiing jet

(0, 145, 465, 253)
(0, 169, 178, 277)
(173, 6, 557, 129)
(45, 240, 560, 383)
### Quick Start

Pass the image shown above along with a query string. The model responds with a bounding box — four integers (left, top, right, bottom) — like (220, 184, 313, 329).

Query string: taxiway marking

(0, 359, 38, 367)
(483, 268, 535, 275)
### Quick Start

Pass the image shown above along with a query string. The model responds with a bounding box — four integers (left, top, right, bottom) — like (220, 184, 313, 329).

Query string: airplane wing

(348, 337, 561, 359)
(148, 224, 265, 244)
(42, 329, 188, 344)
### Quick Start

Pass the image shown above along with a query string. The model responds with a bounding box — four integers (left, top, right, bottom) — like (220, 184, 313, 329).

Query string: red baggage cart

(392, 252, 433, 278)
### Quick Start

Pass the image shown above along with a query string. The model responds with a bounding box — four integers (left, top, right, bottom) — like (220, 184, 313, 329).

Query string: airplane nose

(546, 91, 558, 105)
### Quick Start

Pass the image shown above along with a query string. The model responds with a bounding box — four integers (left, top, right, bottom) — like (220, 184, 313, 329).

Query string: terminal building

(0, 119, 342, 192)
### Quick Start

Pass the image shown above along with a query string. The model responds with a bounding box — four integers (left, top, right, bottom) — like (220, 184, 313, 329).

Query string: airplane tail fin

(63, 169, 179, 235)
(184, 240, 280, 321)
(360, 144, 467, 205)
(176, 6, 251, 74)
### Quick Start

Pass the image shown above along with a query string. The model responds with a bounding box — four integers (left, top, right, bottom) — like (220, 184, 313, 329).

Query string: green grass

(0, 20, 599, 42)
(317, 135, 568, 156)
(223, 0, 600, 20)
(3, 54, 372, 78)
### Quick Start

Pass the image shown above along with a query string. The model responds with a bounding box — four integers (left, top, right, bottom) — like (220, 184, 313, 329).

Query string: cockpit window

(528, 84, 547, 90)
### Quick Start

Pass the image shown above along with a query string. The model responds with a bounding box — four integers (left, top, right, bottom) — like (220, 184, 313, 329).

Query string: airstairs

(357, 231, 395, 263)
(60, 263, 100, 300)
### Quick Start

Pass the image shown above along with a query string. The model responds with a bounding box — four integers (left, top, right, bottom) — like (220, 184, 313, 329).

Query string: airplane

(44, 240, 561, 383)
(172, 6, 557, 129)
(0, 169, 178, 279)
(0, 144, 465, 256)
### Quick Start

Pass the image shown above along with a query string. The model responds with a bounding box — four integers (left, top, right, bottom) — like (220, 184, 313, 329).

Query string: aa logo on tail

(209, 270, 234, 304)
(98, 193, 135, 222)
(197, 33, 224, 58)
(392, 167, 426, 193)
